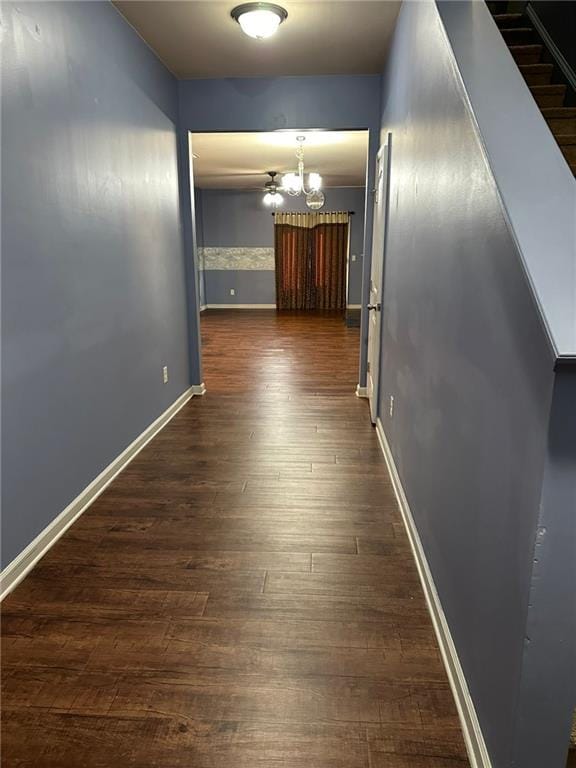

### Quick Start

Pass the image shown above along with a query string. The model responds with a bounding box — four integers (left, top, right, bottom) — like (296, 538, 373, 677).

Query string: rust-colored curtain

(274, 212, 349, 311)
(274, 222, 313, 310)
(312, 222, 348, 310)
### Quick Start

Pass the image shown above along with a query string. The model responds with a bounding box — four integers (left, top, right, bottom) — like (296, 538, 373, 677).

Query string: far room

(190, 129, 369, 389)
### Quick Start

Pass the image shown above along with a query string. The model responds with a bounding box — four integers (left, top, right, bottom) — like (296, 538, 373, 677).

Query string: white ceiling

(190, 130, 368, 189)
(114, 1, 401, 78)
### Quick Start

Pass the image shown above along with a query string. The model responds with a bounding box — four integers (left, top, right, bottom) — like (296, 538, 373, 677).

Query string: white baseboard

(356, 385, 368, 398)
(347, 304, 362, 309)
(0, 387, 196, 601)
(375, 419, 492, 768)
(205, 304, 277, 309)
(199, 304, 208, 312)
(191, 382, 206, 396)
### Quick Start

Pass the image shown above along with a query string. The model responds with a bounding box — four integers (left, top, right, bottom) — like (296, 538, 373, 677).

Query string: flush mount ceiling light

(281, 136, 326, 210)
(231, 3, 288, 40)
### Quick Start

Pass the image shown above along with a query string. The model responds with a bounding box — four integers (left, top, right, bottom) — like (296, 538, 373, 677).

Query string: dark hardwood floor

(1, 310, 469, 767)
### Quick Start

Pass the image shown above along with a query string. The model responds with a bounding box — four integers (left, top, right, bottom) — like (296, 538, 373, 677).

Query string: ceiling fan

(239, 168, 327, 210)
(261, 171, 284, 208)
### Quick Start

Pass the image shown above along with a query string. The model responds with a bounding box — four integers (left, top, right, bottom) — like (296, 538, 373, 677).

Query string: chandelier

(281, 137, 326, 210)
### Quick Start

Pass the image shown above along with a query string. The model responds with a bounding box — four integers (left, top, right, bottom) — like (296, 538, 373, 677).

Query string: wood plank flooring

(1, 310, 469, 767)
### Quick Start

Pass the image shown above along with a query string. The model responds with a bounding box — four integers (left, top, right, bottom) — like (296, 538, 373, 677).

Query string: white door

(367, 139, 390, 423)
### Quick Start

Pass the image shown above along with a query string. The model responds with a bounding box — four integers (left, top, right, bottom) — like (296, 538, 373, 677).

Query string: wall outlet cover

(163, 366, 169, 384)
(230, 288, 235, 296)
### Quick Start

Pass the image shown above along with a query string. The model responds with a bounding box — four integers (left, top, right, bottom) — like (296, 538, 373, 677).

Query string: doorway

(189, 129, 370, 389)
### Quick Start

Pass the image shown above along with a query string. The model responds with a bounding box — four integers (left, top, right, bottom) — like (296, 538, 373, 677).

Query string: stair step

(542, 108, 576, 135)
(519, 63, 554, 86)
(492, 13, 524, 29)
(487, 1, 513, 14)
(542, 108, 576, 117)
(509, 44, 543, 64)
(548, 123, 576, 137)
(560, 144, 576, 163)
(530, 84, 566, 107)
(556, 134, 576, 146)
(501, 27, 535, 45)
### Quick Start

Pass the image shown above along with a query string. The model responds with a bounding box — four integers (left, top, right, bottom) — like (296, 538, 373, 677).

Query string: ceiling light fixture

(262, 171, 284, 208)
(263, 190, 283, 207)
(231, 3, 288, 40)
(281, 136, 326, 210)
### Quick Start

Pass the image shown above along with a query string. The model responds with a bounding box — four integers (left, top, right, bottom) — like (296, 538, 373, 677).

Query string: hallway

(1, 311, 468, 767)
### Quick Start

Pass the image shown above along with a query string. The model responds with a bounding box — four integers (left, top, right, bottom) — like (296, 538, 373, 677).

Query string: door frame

(366, 134, 392, 423)
(183, 126, 375, 391)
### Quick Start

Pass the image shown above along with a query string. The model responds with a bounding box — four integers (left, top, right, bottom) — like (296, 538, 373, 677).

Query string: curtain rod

(271, 211, 355, 215)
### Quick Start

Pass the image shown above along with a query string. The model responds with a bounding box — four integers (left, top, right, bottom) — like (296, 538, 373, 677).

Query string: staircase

(487, 3, 576, 177)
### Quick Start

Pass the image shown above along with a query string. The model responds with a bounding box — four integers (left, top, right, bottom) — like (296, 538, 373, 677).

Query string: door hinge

(367, 361, 371, 373)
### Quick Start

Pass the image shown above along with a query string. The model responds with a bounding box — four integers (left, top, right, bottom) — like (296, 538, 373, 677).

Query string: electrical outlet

(163, 366, 169, 384)
(230, 288, 235, 296)
(351, 254, 357, 262)
(389, 395, 394, 418)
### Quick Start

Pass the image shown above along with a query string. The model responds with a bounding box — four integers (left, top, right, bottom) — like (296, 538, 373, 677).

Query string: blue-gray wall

(202, 269, 276, 307)
(194, 187, 366, 306)
(179, 76, 381, 134)
(378, 2, 575, 766)
(1, 2, 190, 567)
